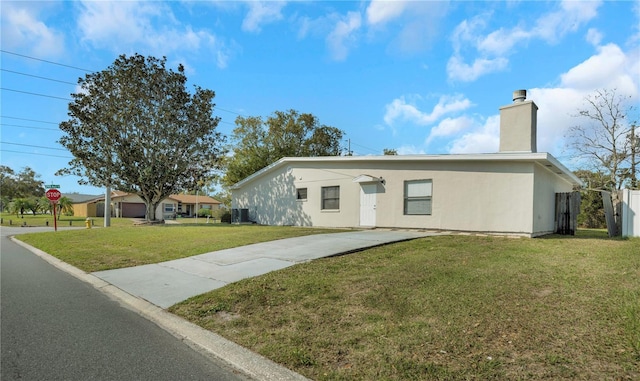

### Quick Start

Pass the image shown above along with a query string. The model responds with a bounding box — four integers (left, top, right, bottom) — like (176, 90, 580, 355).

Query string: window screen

(404, 180, 432, 215)
(321, 186, 340, 210)
(297, 188, 308, 200)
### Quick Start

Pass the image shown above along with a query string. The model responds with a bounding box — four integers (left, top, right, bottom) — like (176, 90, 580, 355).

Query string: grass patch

(15, 224, 346, 272)
(170, 233, 640, 380)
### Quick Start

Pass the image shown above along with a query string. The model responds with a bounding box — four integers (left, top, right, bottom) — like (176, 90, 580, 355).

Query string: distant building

(72, 191, 222, 219)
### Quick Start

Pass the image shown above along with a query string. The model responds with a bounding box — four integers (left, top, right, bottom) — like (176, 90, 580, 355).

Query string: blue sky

(1, 0, 639, 195)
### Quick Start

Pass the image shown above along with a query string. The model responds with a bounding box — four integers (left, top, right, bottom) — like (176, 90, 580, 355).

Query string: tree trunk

(146, 202, 158, 221)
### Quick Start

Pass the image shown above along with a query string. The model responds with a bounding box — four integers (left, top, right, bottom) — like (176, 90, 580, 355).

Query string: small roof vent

(513, 89, 527, 103)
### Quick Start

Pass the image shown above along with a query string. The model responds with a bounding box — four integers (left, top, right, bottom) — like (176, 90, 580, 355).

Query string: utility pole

(631, 124, 638, 189)
(104, 185, 111, 227)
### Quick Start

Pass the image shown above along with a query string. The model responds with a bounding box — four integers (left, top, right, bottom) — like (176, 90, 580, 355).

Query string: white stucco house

(231, 90, 583, 237)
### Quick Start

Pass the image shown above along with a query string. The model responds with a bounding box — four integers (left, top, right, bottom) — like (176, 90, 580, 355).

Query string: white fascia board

(231, 153, 583, 189)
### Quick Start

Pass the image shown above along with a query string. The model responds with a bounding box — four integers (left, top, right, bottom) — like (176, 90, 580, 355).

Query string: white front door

(360, 184, 377, 227)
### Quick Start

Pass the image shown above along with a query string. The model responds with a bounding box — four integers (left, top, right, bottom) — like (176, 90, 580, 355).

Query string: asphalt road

(0, 227, 251, 381)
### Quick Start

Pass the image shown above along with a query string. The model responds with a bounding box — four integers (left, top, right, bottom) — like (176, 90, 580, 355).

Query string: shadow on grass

(538, 229, 626, 240)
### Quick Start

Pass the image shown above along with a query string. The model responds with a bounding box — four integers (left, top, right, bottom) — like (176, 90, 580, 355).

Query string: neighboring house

(73, 191, 222, 220)
(73, 190, 146, 218)
(169, 194, 223, 217)
(64, 193, 101, 217)
(231, 90, 583, 237)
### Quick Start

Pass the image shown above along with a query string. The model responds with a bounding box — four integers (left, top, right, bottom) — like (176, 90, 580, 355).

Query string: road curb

(10, 236, 311, 381)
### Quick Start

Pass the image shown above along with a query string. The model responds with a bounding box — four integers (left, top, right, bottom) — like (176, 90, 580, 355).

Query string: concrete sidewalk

(92, 230, 440, 308)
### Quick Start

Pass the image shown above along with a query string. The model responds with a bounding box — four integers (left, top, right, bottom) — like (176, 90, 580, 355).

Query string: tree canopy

(222, 109, 344, 187)
(566, 89, 639, 191)
(0, 166, 45, 200)
(58, 54, 224, 220)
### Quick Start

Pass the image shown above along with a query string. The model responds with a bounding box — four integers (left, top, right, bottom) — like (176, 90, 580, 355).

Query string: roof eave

(230, 153, 583, 189)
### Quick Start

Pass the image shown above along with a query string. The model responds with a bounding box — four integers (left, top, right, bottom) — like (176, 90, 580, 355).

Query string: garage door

(122, 203, 146, 218)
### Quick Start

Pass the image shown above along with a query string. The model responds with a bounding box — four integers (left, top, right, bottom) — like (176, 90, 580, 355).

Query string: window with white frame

(164, 203, 175, 213)
(296, 188, 308, 200)
(321, 186, 340, 210)
(404, 180, 432, 215)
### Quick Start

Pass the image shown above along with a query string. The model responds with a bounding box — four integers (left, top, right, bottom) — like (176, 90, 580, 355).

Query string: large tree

(0, 166, 45, 200)
(58, 54, 224, 221)
(222, 109, 344, 186)
(566, 89, 638, 191)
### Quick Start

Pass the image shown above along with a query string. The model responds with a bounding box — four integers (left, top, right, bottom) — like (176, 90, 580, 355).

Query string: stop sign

(46, 189, 61, 203)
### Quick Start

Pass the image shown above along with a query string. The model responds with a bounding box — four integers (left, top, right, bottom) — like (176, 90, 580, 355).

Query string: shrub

(220, 211, 231, 223)
(197, 208, 212, 217)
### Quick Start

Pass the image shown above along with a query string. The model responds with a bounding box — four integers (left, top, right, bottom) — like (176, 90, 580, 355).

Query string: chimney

(499, 89, 538, 153)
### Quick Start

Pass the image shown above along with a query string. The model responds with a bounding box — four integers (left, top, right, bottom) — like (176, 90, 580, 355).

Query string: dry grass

(171, 232, 640, 380)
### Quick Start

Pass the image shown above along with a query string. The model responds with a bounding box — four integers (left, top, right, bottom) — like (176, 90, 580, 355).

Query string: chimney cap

(513, 89, 527, 103)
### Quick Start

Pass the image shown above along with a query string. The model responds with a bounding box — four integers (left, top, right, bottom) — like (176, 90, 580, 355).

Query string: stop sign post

(46, 188, 61, 231)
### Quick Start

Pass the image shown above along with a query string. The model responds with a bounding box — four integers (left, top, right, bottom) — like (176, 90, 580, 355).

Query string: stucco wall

(73, 202, 91, 217)
(532, 163, 575, 236)
(233, 160, 543, 235)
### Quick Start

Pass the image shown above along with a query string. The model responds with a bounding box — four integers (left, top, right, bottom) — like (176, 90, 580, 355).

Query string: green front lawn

(170, 232, 640, 380)
(16, 224, 347, 272)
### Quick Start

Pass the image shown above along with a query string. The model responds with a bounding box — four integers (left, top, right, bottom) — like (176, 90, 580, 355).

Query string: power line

(1, 69, 78, 86)
(0, 116, 232, 128)
(1, 88, 71, 101)
(0, 149, 72, 159)
(215, 106, 245, 117)
(350, 141, 381, 154)
(0, 123, 60, 132)
(0, 49, 94, 72)
(1, 141, 66, 151)
(1, 116, 59, 125)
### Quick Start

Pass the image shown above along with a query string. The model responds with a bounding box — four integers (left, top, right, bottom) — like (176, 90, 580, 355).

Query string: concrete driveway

(92, 230, 441, 308)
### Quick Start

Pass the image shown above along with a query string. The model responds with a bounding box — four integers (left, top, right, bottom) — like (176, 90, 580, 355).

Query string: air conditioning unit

(231, 208, 250, 223)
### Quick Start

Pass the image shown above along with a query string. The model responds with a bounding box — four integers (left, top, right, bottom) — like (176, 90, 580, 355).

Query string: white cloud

(242, 1, 286, 33)
(396, 145, 426, 155)
(585, 28, 602, 46)
(450, 14, 489, 54)
(298, 1, 444, 61)
(560, 43, 638, 96)
(446, 55, 509, 82)
(449, 0, 603, 82)
(426, 116, 475, 145)
(366, 0, 408, 26)
(76, 1, 231, 68)
(448, 115, 500, 154)
(384, 94, 473, 126)
(478, 27, 530, 56)
(326, 11, 362, 61)
(1, 3, 65, 57)
(527, 87, 585, 154)
(533, 0, 601, 43)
